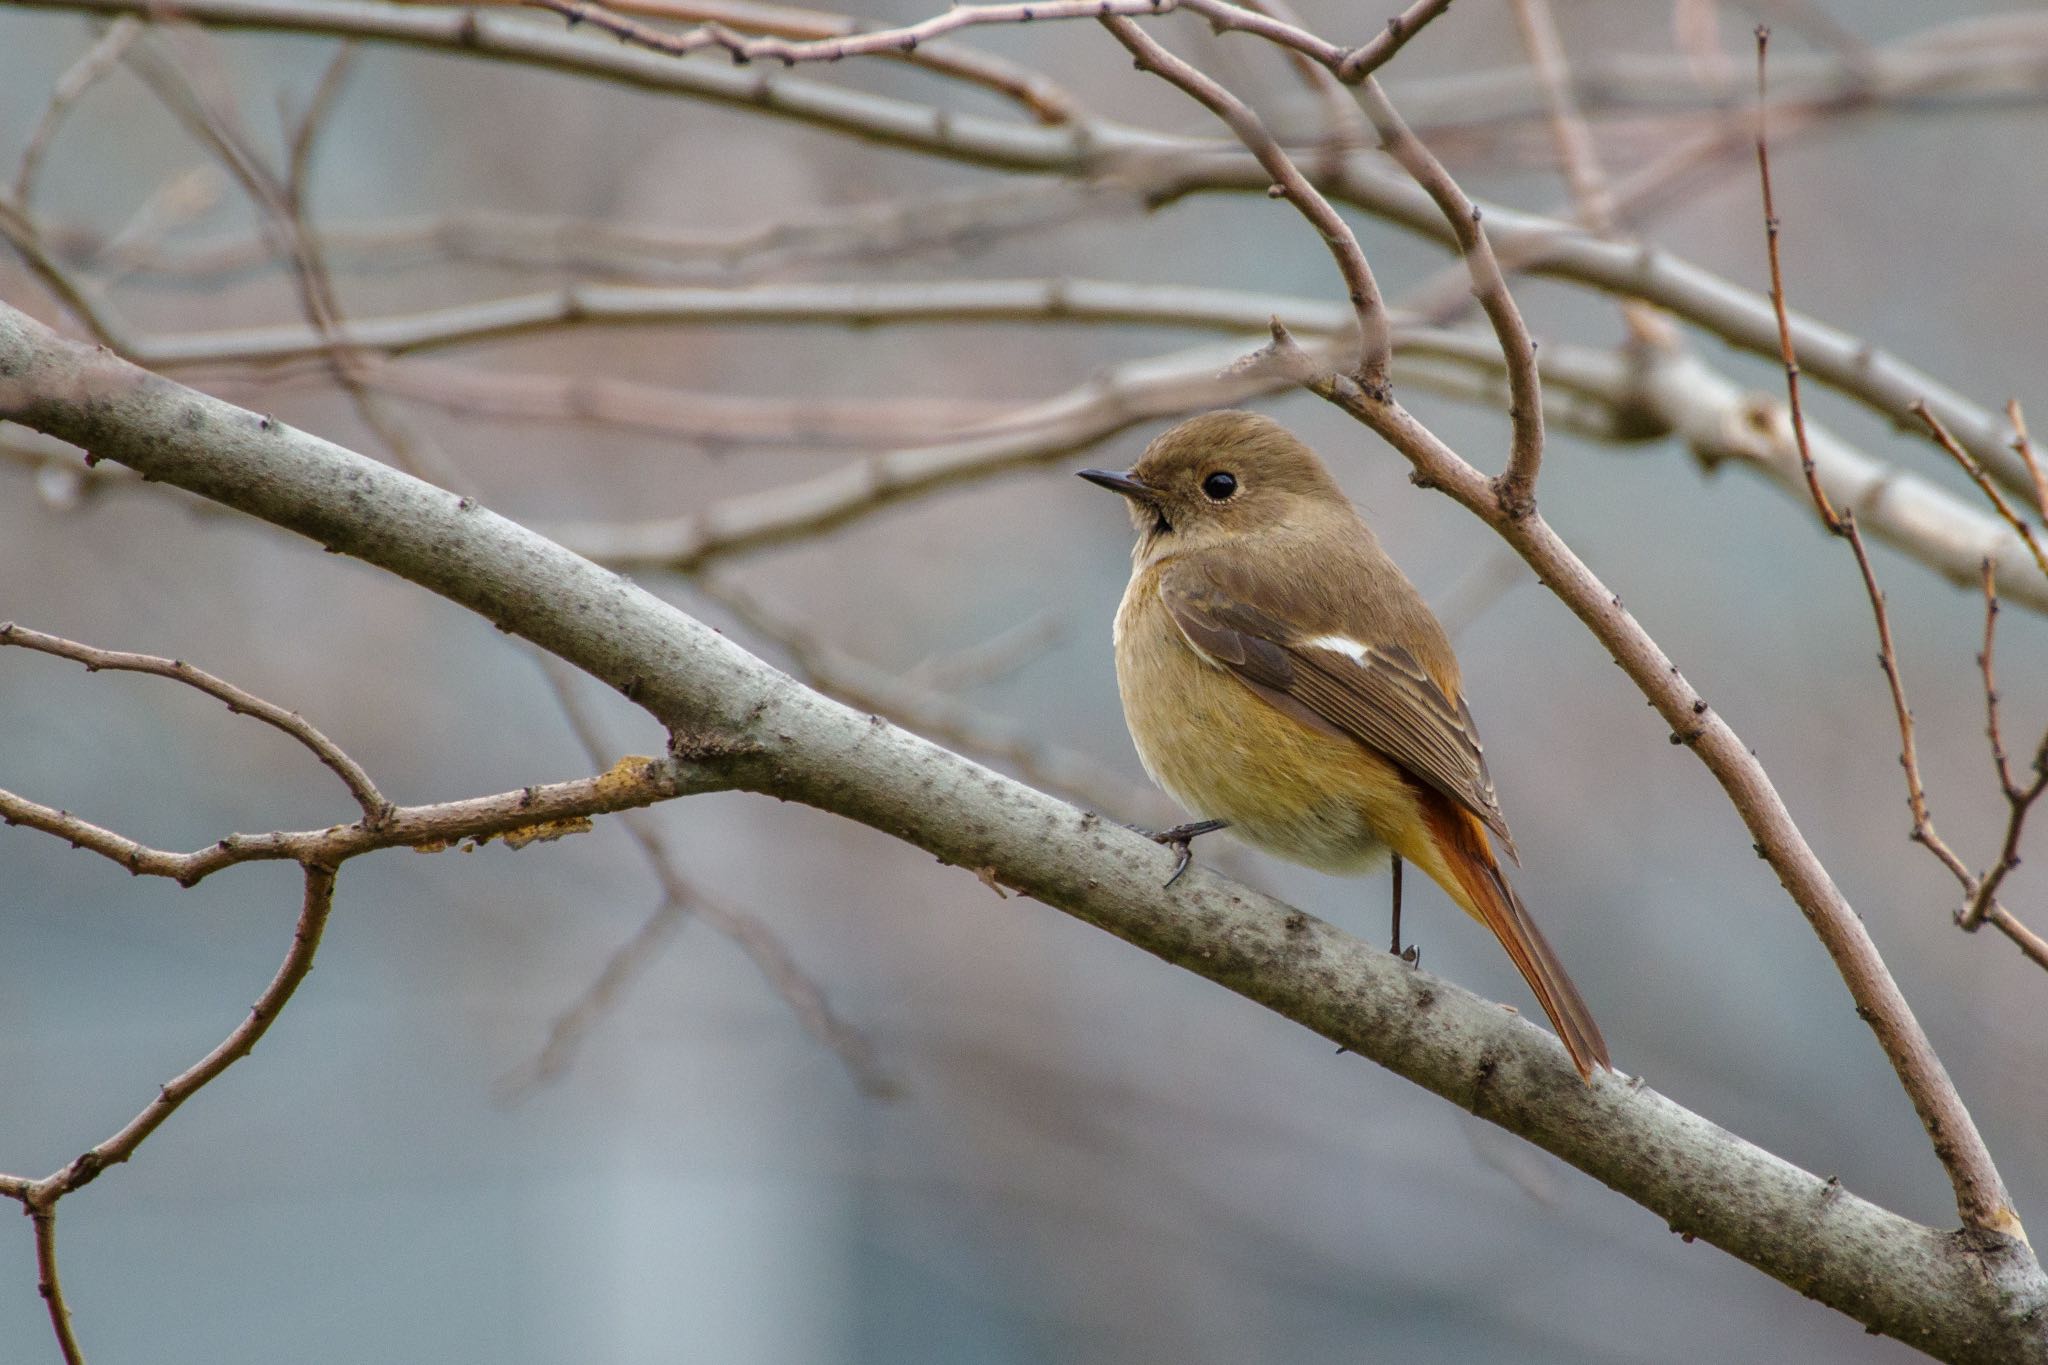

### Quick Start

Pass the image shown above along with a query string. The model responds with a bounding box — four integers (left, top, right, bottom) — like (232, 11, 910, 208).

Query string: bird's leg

(1141, 818, 1229, 888)
(1390, 855, 1418, 963)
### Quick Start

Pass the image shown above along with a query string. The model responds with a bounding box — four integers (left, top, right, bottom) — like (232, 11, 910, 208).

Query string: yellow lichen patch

(590, 754, 662, 800)
(496, 815, 596, 850)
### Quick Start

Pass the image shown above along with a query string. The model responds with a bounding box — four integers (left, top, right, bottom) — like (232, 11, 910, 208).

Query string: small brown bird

(1081, 410, 1609, 1079)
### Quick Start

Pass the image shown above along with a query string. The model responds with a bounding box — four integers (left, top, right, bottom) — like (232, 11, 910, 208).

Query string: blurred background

(3, 0, 2045, 1360)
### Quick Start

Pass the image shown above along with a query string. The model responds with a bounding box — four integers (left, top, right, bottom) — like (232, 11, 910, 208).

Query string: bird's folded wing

(1160, 567, 1518, 857)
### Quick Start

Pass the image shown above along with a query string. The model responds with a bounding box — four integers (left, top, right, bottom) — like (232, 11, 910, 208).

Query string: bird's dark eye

(1201, 471, 1238, 501)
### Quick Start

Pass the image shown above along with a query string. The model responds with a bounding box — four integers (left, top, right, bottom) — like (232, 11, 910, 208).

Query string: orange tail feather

(1415, 797, 1610, 1080)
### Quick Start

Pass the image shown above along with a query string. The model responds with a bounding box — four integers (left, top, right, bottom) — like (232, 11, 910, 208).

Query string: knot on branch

(1490, 474, 1537, 521)
(667, 727, 761, 766)
(1220, 321, 1320, 386)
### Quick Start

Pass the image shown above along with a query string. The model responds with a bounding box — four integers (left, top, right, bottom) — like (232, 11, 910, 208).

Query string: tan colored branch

(542, 335, 1293, 567)
(69, 183, 1140, 287)
(1353, 77, 1546, 513)
(4, 862, 344, 1365)
(1100, 15, 1391, 390)
(508, 0, 1090, 124)
(0, 757, 710, 886)
(115, 278, 1352, 370)
(1917, 404, 2048, 583)
(7, 0, 2030, 494)
(1267, 304, 2028, 1244)
(1, 301, 2041, 1355)
(28, 1208, 85, 1365)
(0, 622, 392, 824)
(1962, 563, 2048, 954)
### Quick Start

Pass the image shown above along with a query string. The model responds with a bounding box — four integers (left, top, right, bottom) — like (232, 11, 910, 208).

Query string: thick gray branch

(1, 302, 2041, 1362)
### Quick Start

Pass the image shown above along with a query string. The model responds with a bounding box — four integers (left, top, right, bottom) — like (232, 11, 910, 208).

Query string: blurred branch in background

(5, 1, 2048, 1362)
(695, 569, 1170, 824)
(4, 298, 2043, 1358)
(1173, 0, 2021, 1249)
(503, 657, 898, 1099)
(8, 0, 2043, 492)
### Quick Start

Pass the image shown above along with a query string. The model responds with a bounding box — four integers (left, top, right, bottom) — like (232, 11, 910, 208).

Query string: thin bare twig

(1755, 28, 1840, 531)
(348, 362, 1016, 446)
(543, 334, 1291, 569)
(0, 194, 125, 347)
(1332, 0, 1454, 82)
(1391, 108, 1737, 331)
(519, 0, 1089, 123)
(284, 42, 357, 203)
(525, 0, 1172, 67)
(2008, 399, 2048, 522)
(521, 0, 1444, 93)
(496, 876, 694, 1097)
(1353, 76, 1546, 513)
(2, 863, 341, 1365)
(1847, 515, 1964, 873)
(1917, 401, 2048, 582)
(1392, 15, 2048, 133)
(0, 757, 704, 886)
(1980, 562, 2014, 797)
(0, 622, 393, 824)
(1176, 0, 1345, 68)
(1226, 0, 1369, 164)
(1507, 0, 1614, 230)
(30, 1209, 85, 1365)
(114, 277, 1354, 371)
(1099, 14, 1391, 392)
(1528, 343, 2048, 613)
(2, 859, 340, 1365)
(1755, 28, 1969, 876)
(1982, 904, 2048, 969)
(1961, 560, 2048, 938)
(59, 864, 337, 1192)
(1753, 26, 2014, 1231)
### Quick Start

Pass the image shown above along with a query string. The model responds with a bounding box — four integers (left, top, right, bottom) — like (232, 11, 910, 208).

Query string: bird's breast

(1112, 570, 1408, 874)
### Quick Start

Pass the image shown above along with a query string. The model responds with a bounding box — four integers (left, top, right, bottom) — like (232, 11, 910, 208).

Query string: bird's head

(1079, 410, 1351, 563)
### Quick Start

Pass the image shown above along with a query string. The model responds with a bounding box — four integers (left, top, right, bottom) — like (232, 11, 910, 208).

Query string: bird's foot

(1136, 819, 1229, 888)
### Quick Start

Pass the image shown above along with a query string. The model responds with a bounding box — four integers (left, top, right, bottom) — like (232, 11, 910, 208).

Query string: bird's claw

(1136, 819, 1228, 888)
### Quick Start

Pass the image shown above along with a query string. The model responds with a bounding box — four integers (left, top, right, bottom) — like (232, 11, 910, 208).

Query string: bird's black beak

(1077, 468, 1157, 503)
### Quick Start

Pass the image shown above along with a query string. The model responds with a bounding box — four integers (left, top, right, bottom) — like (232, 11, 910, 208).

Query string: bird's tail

(1410, 795, 1610, 1081)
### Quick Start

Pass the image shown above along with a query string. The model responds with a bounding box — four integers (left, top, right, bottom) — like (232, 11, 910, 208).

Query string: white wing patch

(1302, 634, 1372, 664)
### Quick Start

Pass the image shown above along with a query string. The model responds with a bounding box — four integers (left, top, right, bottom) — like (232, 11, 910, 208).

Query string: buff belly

(1113, 573, 1418, 876)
